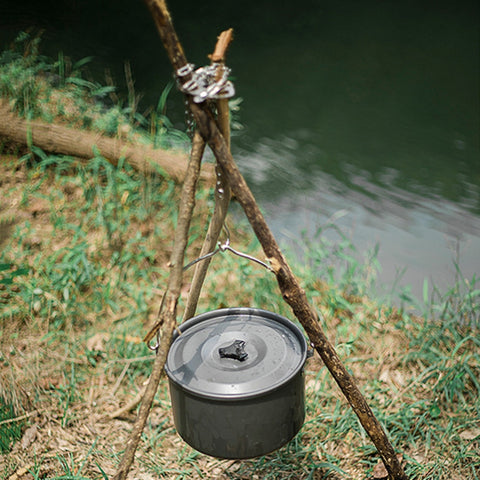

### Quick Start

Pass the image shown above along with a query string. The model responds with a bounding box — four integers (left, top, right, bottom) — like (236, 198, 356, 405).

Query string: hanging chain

(183, 224, 273, 272)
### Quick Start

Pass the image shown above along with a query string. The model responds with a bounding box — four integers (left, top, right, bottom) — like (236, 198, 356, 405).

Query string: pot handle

(218, 339, 248, 362)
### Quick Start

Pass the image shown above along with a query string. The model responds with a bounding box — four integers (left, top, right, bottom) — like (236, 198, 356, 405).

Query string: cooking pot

(164, 307, 308, 459)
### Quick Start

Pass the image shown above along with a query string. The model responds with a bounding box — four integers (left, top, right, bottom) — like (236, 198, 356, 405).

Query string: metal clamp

(176, 63, 235, 103)
(177, 63, 195, 77)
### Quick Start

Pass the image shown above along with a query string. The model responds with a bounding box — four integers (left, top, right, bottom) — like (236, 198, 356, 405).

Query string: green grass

(2, 148, 476, 479)
(0, 35, 479, 480)
(0, 31, 189, 149)
(0, 401, 25, 454)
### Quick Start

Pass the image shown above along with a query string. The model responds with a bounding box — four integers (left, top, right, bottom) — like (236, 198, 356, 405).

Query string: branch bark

(183, 30, 233, 321)
(209, 28, 234, 62)
(0, 100, 213, 183)
(143, 2, 408, 479)
(112, 131, 205, 480)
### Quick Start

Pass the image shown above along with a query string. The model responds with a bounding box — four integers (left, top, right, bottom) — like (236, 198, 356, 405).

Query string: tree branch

(113, 131, 205, 480)
(183, 30, 233, 321)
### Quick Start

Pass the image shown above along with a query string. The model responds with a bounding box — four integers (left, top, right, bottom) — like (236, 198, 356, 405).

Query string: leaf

(429, 403, 441, 418)
(66, 76, 95, 90)
(21, 424, 38, 449)
(86, 332, 110, 352)
(372, 460, 389, 479)
(459, 427, 480, 440)
(72, 56, 95, 70)
(315, 462, 346, 476)
(13, 267, 29, 277)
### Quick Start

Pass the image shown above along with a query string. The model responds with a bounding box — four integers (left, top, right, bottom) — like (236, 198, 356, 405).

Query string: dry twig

(113, 131, 205, 480)
(108, 386, 146, 420)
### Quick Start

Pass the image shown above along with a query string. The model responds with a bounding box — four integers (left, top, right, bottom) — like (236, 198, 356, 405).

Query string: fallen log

(0, 100, 213, 182)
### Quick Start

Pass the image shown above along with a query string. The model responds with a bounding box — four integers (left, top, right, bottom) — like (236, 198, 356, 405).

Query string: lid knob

(218, 340, 248, 362)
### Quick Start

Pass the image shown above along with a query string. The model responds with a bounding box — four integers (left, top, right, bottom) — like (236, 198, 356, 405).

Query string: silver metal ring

(177, 63, 194, 77)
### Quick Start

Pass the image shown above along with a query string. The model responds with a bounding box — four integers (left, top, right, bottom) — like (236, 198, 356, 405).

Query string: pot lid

(165, 308, 307, 400)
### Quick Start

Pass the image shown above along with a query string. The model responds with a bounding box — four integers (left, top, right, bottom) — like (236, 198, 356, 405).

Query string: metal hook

(221, 244, 274, 272)
(182, 246, 221, 271)
(183, 224, 273, 272)
(147, 328, 161, 352)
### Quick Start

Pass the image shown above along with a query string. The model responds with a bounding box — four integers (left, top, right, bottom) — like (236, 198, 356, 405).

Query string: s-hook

(183, 224, 274, 272)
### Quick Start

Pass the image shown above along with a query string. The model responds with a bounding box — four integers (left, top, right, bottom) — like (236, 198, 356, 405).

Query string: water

(1, 0, 479, 301)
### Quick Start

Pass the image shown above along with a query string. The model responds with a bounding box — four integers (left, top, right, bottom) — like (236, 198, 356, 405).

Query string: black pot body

(169, 371, 305, 459)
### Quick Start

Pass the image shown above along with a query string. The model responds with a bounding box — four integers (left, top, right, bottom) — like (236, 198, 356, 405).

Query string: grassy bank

(1, 34, 479, 480)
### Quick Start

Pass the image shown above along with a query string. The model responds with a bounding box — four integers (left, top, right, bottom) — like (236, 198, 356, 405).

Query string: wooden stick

(0, 408, 45, 426)
(183, 31, 233, 321)
(108, 386, 146, 419)
(112, 131, 205, 480)
(143, 2, 408, 479)
(209, 28, 234, 62)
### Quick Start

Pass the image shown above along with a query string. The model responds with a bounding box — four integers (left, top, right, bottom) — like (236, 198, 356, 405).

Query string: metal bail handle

(218, 339, 248, 362)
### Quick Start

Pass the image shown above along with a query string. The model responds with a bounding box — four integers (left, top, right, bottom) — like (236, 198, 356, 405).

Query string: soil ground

(0, 154, 478, 480)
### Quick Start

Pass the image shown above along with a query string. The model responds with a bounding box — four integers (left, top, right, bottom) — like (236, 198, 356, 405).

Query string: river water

(1, 0, 479, 302)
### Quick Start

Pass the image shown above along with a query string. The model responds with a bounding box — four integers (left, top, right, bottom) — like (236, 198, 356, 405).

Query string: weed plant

(0, 36, 479, 480)
(1, 151, 478, 479)
(0, 401, 24, 454)
(0, 32, 189, 149)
